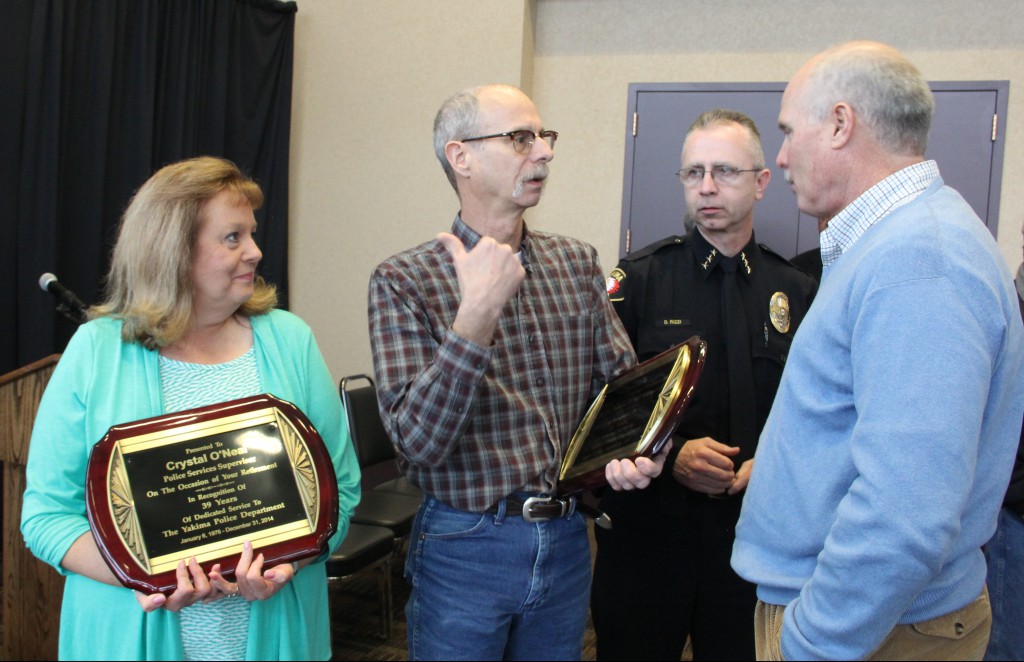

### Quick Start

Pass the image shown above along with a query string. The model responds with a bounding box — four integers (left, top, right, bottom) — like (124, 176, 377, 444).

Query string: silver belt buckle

(522, 495, 552, 522)
(524, 498, 557, 524)
(522, 495, 575, 522)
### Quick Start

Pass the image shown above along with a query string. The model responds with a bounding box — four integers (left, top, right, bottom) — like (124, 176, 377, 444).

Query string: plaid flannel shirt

(368, 215, 636, 512)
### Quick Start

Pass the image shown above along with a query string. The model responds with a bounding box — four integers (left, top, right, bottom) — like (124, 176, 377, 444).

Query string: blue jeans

(404, 495, 591, 661)
(985, 507, 1024, 660)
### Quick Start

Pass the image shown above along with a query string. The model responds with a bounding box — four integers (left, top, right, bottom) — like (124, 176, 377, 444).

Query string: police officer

(591, 109, 817, 661)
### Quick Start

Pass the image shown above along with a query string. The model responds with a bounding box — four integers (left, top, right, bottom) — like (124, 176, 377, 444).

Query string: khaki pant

(754, 586, 991, 660)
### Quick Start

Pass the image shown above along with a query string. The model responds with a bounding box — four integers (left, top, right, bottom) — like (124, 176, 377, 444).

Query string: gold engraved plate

(769, 292, 791, 333)
(112, 407, 317, 575)
(86, 394, 338, 594)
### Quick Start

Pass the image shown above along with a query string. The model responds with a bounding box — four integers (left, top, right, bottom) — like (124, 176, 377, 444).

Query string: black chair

(340, 374, 423, 499)
(325, 522, 394, 639)
(339, 375, 422, 545)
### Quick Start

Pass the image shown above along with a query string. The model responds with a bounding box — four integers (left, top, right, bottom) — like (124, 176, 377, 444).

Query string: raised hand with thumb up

(436, 232, 526, 347)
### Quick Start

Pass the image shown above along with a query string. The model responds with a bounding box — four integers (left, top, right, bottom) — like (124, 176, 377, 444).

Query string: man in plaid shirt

(368, 84, 668, 661)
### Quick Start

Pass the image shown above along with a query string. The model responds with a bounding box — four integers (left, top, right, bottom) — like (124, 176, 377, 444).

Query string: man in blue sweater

(731, 41, 1024, 660)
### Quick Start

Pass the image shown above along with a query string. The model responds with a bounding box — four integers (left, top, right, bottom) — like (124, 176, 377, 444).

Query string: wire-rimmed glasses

(677, 165, 761, 186)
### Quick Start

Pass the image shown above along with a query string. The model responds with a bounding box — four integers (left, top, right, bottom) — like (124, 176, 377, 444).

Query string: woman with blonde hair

(21, 156, 360, 660)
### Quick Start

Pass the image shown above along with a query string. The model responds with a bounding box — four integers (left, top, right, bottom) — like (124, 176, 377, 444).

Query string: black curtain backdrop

(0, 0, 297, 375)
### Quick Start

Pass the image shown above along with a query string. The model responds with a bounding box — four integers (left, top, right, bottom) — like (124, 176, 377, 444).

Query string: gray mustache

(521, 164, 549, 182)
(513, 164, 550, 197)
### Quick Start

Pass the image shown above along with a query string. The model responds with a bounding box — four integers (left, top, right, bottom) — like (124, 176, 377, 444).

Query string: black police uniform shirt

(606, 229, 817, 511)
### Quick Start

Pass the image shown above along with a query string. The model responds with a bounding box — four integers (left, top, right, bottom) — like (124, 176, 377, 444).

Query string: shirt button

(528, 334, 536, 344)
(535, 377, 545, 387)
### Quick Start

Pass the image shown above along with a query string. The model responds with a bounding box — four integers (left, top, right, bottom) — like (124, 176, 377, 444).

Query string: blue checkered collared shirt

(820, 160, 940, 268)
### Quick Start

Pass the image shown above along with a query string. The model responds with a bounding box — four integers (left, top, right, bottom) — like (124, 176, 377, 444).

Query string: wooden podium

(1, 355, 63, 660)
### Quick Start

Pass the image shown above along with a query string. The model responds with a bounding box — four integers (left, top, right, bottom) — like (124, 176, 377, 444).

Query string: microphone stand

(53, 300, 87, 325)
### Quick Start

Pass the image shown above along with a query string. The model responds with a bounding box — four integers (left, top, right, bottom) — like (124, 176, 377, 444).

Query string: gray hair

(686, 108, 766, 169)
(433, 86, 485, 193)
(803, 42, 934, 156)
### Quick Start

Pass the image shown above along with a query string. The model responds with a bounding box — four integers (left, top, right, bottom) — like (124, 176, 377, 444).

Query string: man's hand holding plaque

(86, 394, 339, 595)
(604, 443, 673, 492)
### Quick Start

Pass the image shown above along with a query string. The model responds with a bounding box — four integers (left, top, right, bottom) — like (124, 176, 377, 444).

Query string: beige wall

(290, 0, 1024, 381)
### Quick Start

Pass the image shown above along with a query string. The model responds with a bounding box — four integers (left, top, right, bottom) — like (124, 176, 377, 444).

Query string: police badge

(769, 291, 791, 333)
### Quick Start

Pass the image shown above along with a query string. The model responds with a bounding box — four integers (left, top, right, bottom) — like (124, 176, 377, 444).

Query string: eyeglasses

(461, 129, 558, 154)
(677, 165, 761, 186)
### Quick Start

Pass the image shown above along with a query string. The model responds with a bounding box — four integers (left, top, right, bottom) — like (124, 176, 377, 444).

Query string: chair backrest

(340, 374, 396, 468)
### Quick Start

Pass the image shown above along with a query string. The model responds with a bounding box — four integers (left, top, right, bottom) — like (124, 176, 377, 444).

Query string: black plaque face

(557, 336, 706, 495)
(86, 394, 338, 594)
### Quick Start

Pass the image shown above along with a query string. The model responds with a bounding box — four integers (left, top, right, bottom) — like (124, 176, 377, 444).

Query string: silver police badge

(769, 292, 791, 333)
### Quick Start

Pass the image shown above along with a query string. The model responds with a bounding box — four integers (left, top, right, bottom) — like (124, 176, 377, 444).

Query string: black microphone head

(39, 272, 58, 292)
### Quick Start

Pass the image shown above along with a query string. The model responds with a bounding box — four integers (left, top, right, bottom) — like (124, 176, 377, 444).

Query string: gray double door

(619, 82, 1008, 259)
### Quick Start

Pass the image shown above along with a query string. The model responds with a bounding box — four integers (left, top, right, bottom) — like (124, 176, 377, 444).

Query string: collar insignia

(701, 248, 718, 271)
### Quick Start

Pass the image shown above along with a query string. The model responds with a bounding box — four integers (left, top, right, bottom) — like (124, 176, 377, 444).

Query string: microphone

(39, 272, 88, 324)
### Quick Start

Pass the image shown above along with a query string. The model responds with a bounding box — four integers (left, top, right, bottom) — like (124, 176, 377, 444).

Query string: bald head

(793, 41, 934, 157)
(777, 41, 934, 222)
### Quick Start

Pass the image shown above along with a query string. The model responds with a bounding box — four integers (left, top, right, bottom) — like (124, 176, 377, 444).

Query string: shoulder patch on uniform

(607, 267, 626, 301)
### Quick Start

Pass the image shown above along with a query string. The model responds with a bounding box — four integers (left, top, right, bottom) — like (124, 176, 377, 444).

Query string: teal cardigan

(21, 310, 361, 660)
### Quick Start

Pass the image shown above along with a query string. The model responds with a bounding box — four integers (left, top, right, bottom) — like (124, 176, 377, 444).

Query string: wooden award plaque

(85, 394, 338, 594)
(557, 336, 706, 495)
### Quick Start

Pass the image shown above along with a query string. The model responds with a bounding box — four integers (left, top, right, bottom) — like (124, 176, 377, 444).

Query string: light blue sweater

(21, 310, 361, 660)
(732, 180, 1024, 660)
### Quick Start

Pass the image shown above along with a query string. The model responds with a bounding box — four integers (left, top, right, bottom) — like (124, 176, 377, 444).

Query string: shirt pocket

(751, 325, 791, 366)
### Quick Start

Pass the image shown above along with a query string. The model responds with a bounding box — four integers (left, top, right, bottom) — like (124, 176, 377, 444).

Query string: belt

(486, 494, 577, 522)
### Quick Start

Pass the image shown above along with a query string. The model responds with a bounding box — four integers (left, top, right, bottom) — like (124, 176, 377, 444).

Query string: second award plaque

(85, 394, 338, 594)
(557, 336, 706, 495)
